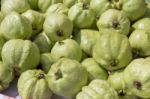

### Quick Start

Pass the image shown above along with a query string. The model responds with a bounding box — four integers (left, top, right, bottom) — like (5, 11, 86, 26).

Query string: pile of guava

(0, 0, 150, 99)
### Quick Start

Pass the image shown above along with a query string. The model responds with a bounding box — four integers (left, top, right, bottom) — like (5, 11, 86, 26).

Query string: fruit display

(1, 0, 150, 99)
(18, 70, 52, 99)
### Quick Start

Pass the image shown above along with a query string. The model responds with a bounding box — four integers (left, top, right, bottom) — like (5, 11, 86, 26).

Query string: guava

(76, 80, 119, 99)
(0, 35, 6, 60)
(93, 32, 132, 71)
(46, 3, 69, 15)
(112, 0, 146, 21)
(47, 58, 88, 98)
(132, 18, 150, 31)
(0, 61, 14, 92)
(129, 30, 150, 57)
(40, 53, 55, 73)
(63, 0, 77, 8)
(44, 13, 73, 42)
(38, 0, 62, 12)
(74, 29, 101, 56)
(0, 12, 32, 40)
(1, 39, 40, 74)
(51, 39, 82, 61)
(27, 0, 38, 10)
(90, 0, 112, 18)
(33, 32, 53, 53)
(97, 9, 130, 35)
(1, 0, 30, 15)
(123, 57, 150, 98)
(68, 3, 96, 29)
(22, 10, 45, 36)
(81, 58, 108, 81)
(18, 70, 52, 99)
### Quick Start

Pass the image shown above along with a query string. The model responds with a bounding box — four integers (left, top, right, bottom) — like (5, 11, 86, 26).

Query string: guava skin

(90, 0, 112, 18)
(46, 3, 69, 15)
(0, 61, 14, 92)
(90, 0, 146, 21)
(129, 30, 150, 57)
(68, 3, 96, 29)
(74, 29, 101, 56)
(38, 0, 63, 12)
(1, 0, 30, 15)
(81, 58, 108, 81)
(108, 70, 129, 98)
(63, 0, 77, 8)
(112, 0, 146, 21)
(132, 18, 150, 31)
(51, 39, 82, 62)
(123, 57, 150, 98)
(108, 70, 125, 92)
(1, 39, 40, 74)
(47, 58, 88, 98)
(40, 53, 55, 73)
(93, 32, 132, 71)
(22, 10, 45, 36)
(0, 12, 4, 23)
(78, 0, 91, 4)
(44, 13, 73, 42)
(18, 70, 52, 99)
(33, 33, 53, 53)
(27, 0, 39, 10)
(97, 9, 130, 35)
(144, 3, 150, 18)
(0, 35, 6, 60)
(76, 80, 119, 99)
(0, 12, 32, 40)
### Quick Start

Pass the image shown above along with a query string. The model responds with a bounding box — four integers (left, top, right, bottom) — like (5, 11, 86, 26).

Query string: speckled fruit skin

(0, 61, 14, 92)
(1, 39, 40, 74)
(123, 57, 150, 98)
(18, 70, 52, 99)
(47, 58, 88, 98)
(0, 12, 32, 40)
(51, 39, 82, 62)
(44, 13, 73, 42)
(93, 32, 132, 71)
(76, 80, 119, 99)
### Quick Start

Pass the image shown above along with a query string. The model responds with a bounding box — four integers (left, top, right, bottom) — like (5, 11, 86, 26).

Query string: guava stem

(58, 41, 64, 45)
(133, 50, 141, 59)
(56, 30, 64, 37)
(133, 81, 142, 90)
(112, 21, 120, 29)
(83, 3, 89, 10)
(37, 74, 45, 79)
(118, 90, 125, 96)
(110, 59, 118, 67)
(55, 69, 62, 80)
